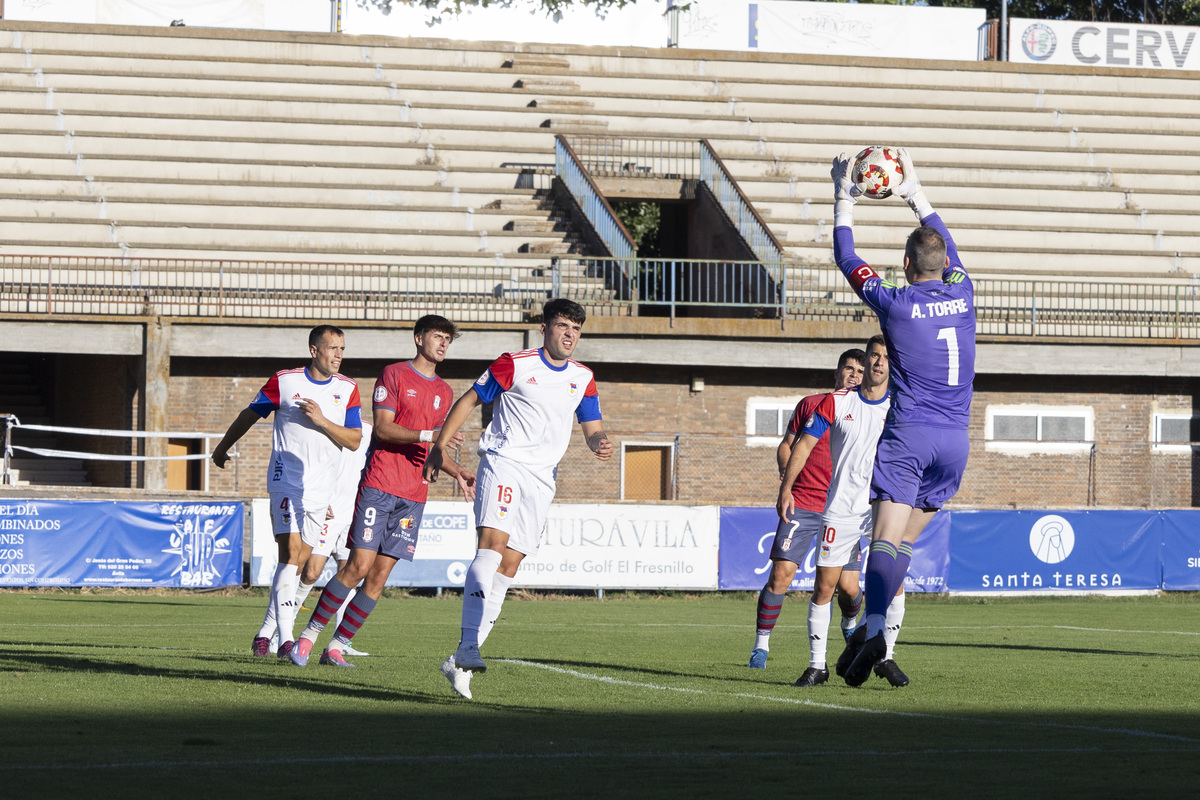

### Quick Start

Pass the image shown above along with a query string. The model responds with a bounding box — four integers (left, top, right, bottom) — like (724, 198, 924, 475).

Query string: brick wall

(168, 357, 1198, 508)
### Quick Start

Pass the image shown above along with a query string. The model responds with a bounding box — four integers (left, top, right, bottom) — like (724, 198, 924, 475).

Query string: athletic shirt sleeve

(802, 393, 837, 441)
(344, 383, 362, 428)
(248, 373, 280, 418)
(372, 367, 399, 414)
(474, 353, 515, 404)
(833, 225, 896, 321)
(575, 375, 601, 422)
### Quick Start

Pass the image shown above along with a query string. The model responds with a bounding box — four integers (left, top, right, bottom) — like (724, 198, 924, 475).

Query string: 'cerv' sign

(1010, 18, 1199, 69)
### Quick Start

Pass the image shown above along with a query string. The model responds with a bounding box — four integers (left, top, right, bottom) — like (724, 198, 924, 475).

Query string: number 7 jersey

(834, 212, 975, 429)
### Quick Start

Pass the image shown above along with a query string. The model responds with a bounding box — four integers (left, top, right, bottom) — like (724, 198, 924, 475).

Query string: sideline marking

(500, 659, 1200, 744)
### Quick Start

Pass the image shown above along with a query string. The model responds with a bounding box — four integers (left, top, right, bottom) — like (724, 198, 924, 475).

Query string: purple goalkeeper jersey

(833, 212, 975, 430)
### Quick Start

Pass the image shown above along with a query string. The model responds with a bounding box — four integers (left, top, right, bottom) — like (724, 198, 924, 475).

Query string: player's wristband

(419, 430, 433, 443)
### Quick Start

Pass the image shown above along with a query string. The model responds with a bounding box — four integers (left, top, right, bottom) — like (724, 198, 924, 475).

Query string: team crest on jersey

(332, 394, 342, 405)
(821, 543, 831, 557)
(781, 538, 792, 552)
(399, 516, 415, 530)
(362, 527, 373, 542)
(569, 382, 578, 396)
(475, 371, 489, 386)
(433, 395, 441, 410)
(374, 386, 388, 402)
(498, 505, 508, 519)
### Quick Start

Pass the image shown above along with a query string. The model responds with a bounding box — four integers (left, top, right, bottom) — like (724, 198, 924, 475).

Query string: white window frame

(619, 440, 675, 501)
(745, 396, 803, 448)
(1152, 412, 1196, 454)
(984, 404, 1093, 455)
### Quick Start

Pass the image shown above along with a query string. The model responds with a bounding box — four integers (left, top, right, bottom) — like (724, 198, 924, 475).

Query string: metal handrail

(564, 136, 700, 179)
(553, 134, 637, 264)
(698, 139, 785, 277)
(4, 254, 1200, 339)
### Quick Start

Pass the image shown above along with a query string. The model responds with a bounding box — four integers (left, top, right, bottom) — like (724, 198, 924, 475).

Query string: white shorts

(473, 454, 554, 557)
(268, 493, 328, 551)
(316, 519, 352, 561)
(816, 511, 871, 569)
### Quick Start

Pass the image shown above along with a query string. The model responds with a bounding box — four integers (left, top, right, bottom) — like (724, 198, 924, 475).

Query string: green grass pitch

(2, 590, 1199, 798)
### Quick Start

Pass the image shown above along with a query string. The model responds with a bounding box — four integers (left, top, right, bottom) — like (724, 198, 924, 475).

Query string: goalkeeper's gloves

(895, 147, 933, 220)
(831, 152, 859, 228)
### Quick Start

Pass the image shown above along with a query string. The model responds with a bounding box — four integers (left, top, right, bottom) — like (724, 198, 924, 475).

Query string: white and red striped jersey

(803, 387, 890, 519)
(249, 367, 363, 507)
(473, 348, 602, 487)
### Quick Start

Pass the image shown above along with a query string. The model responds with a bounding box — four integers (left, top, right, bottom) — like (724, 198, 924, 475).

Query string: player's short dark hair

(414, 314, 460, 341)
(906, 226, 947, 276)
(542, 298, 586, 326)
(837, 348, 866, 371)
(866, 334, 887, 352)
(309, 324, 344, 348)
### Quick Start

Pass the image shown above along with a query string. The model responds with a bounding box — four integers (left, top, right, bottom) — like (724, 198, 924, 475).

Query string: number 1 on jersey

(937, 327, 960, 387)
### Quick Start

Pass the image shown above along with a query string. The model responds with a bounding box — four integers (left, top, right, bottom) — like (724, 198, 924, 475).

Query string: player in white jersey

(264, 422, 373, 654)
(780, 336, 903, 686)
(211, 324, 363, 657)
(424, 298, 614, 699)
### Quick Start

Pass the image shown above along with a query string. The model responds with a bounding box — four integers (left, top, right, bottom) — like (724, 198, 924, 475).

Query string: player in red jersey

(747, 349, 866, 670)
(290, 315, 472, 667)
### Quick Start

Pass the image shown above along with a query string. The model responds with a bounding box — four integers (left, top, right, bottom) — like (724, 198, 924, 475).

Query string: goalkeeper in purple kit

(829, 149, 976, 687)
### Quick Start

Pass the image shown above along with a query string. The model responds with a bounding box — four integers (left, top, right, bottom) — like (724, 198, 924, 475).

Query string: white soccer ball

(851, 146, 904, 200)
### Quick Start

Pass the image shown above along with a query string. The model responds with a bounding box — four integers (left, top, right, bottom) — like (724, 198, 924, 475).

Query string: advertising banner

(250, 498, 477, 588)
(0, 499, 242, 587)
(1009, 17, 1200, 70)
(252, 500, 720, 590)
(1159, 510, 1200, 591)
(680, 2, 985, 60)
(949, 510, 1161, 592)
(717, 507, 950, 593)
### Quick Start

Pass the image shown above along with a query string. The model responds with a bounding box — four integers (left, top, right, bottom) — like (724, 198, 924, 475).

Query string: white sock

(335, 586, 358, 631)
(273, 563, 301, 643)
(807, 599, 832, 669)
(459, 549, 502, 649)
(884, 593, 906, 660)
(256, 567, 282, 639)
(295, 580, 316, 609)
(477, 572, 514, 647)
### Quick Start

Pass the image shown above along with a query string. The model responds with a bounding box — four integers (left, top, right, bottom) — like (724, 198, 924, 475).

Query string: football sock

(256, 565, 283, 639)
(884, 592, 906, 660)
(841, 589, 863, 635)
(477, 571, 515, 647)
(295, 579, 316, 609)
(299, 575, 351, 643)
(890, 542, 914, 601)
(335, 587, 358, 632)
(864, 541, 898, 638)
(807, 599, 832, 669)
(460, 549, 502, 649)
(272, 563, 300, 643)
(754, 586, 786, 651)
(332, 592, 376, 647)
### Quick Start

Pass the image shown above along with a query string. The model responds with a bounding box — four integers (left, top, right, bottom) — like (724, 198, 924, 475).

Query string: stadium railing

(3, 254, 1199, 339)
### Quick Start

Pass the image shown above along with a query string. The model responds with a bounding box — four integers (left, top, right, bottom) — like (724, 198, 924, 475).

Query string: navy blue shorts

(348, 486, 425, 562)
(870, 425, 969, 510)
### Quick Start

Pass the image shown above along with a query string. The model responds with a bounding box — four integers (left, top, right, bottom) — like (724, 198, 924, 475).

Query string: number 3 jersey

(833, 212, 975, 430)
(803, 387, 890, 519)
(473, 348, 602, 488)
(249, 367, 363, 507)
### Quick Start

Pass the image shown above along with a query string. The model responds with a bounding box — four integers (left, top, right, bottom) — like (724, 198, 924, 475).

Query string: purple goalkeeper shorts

(870, 425, 969, 510)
